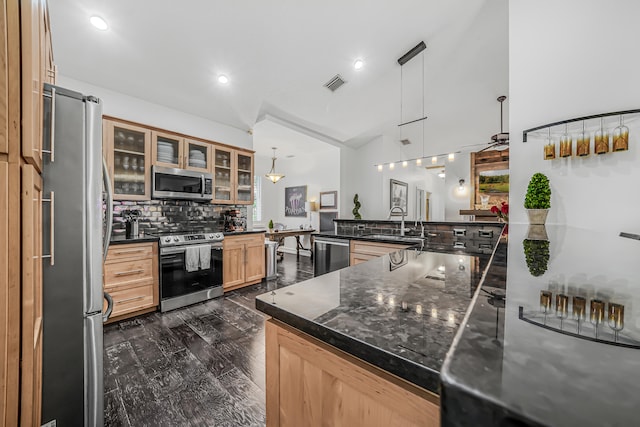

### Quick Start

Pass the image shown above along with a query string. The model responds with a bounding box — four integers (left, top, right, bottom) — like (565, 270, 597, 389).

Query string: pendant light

(265, 147, 285, 184)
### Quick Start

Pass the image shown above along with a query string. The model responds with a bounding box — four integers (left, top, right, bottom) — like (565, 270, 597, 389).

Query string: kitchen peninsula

(258, 223, 640, 426)
(256, 223, 503, 426)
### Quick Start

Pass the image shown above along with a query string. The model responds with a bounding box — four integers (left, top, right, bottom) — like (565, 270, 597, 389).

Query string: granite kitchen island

(257, 223, 640, 426)
(256, 239, 499, 426)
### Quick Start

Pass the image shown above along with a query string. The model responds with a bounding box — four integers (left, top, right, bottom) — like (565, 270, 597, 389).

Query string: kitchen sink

(362, 234, 425, 244)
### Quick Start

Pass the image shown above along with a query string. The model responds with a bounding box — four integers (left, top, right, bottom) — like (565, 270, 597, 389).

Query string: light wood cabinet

(103, 119, 151, 200)
(212, 147, 254, 205)
(20, 0, 46, 172)
(1, 1, 8, 155)
(42, 6, 55, 84)
(223, 233, 265, 291)
(234, 151, 254, 205)
(4, 1, 50, 423)
(349, 240, 409, 266)
(265, 319, 440, 427)
(20, 164, 43, 427)
(103, 242, 159, 322)
(151, 130, 211, 173)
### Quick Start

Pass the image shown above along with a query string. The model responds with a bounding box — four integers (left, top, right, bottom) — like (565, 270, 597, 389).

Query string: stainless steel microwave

(152, 166, 213, 201)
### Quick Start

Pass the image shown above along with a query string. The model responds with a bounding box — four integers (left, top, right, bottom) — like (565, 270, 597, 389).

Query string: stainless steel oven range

(156, 231, 224, 312)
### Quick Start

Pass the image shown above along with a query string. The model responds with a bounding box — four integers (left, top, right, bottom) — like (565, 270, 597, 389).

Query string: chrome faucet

(388, 206, 407, 236)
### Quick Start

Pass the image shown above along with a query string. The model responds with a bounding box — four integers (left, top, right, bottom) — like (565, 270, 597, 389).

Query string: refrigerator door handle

(103, 292, 113, 322)
(85, 314, 104, 427)
(41, 87, 56, 161)
(41, 191, 55, 265)
(102, 157, 113, 262)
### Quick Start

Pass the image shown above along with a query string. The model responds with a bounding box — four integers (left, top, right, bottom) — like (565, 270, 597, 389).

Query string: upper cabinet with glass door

(212, 147, 233, 204)
(184, 140, 211, 173)
(235, 151, 254, 205)
(151, 132, 211, 172)
(103, 120, 151, 200)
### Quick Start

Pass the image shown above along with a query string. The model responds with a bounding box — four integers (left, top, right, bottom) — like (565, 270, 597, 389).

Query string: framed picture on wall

(285, 185, 307, 217)
(319, 191, 338, 209)
(389, 179, 408, 215)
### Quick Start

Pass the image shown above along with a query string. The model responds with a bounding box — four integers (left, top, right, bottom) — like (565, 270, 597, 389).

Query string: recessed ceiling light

(217, 74, 229, 85)
(90, 16, 109, 31)
(353, 59, 364, 70)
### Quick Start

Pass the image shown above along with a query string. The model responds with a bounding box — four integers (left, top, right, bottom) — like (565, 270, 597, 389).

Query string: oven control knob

(208, 234, 214, 239)
(173, 237, 179, 242)
(164, 237, 171, 243)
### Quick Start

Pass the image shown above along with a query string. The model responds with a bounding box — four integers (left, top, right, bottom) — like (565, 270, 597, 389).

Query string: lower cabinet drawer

(108, 283, 155, 318)
(104, 258, 154, 290)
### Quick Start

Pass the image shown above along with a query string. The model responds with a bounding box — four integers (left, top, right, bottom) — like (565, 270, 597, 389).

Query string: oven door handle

(160, 247, 187, 255)
(201, 175, 205, 198)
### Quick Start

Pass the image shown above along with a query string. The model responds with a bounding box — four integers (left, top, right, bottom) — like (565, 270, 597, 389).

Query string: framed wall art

(319, 191, 338, 209)
(285, 185, 307, 217)
(389, 179, 408, 215)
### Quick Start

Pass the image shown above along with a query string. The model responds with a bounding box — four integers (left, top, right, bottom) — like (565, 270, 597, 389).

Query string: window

(252, 175, 262, 222)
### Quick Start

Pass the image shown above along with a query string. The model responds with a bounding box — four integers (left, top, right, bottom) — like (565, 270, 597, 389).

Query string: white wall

(340, 136, 470, 222)
(57, 75, 252, 150)
(444, 152, 471, 221)
(259, 149, 340, 253)
(509, 0, 640, 234)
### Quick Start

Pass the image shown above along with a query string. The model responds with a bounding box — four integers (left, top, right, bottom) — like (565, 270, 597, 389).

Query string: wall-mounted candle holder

(540, 290, 552, 313)
(573, 296, 586, 333)
(576, 123, 591, 157)
(524, 109, 638, 161)
(590, 299, 606, 339)
(594, 118, 609, 155)
(608, 303, 625, 342)
(559, 125, 572, 157)
(556, 294, 569, 329)
(612, 116, 629, 152)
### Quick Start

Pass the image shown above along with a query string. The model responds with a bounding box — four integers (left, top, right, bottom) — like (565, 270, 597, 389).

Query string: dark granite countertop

(314, 231, 426, 246)
(441, 224, 640, 427)
(109, 235, 159, 245)
(334, 219, 502, 227)
(256, 246, 493, 394)
(223, 230, 266, 236)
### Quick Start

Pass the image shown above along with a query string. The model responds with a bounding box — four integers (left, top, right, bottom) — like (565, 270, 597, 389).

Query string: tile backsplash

(110, 200, 246, 237)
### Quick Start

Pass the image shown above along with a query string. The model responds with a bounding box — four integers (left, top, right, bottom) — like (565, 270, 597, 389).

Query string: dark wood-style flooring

(104, 253, 313, 427)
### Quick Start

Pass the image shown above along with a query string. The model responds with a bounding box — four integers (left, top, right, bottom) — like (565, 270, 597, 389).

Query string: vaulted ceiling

(49, 0, 508, 156)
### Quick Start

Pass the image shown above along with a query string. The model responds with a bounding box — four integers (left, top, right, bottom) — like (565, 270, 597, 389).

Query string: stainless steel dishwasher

(314, 237, 350, 276)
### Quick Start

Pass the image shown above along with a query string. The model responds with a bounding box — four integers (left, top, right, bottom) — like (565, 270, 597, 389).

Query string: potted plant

(353, 194, 362, 219)
(268, 219, 274, 233)
(524, 173, 551, 225)
(522, 238, 550, 277)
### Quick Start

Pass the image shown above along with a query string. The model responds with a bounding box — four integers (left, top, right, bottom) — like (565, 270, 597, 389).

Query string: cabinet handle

(113, 248, 145, 256)
(427, 233, 438, 237)
(114, 269, 144, 276)
(42, 192, 55, 266)
(41, 87, 56, 161)
(116, 295, 145, 304)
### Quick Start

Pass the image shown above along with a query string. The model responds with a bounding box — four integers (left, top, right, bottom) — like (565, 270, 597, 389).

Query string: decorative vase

(526, 225, 548, 241)
(527, 209, 549, 225)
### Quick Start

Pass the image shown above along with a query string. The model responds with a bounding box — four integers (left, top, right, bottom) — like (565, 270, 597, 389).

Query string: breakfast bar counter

(256, 239, 498, 426)
(440, 224, 640, 427)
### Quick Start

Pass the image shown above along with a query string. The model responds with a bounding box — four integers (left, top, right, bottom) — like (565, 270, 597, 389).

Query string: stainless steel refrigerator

(41, 84, 113, 427)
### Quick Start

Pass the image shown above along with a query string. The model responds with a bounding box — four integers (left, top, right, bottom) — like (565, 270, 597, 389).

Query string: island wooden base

(265, 319, 440, 427)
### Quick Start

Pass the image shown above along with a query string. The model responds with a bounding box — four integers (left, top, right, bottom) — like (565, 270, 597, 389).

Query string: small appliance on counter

(123, 209, 141, 238)
(224, 209, 246, 232)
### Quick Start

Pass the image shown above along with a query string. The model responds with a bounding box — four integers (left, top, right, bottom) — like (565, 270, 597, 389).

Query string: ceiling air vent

(400, 139, 411, 145)
(324, 74, 346, 92)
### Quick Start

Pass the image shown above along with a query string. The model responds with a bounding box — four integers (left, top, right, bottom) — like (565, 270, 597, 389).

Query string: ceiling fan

(479, 95, 509, 152)
(462, 95, 509, 153)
